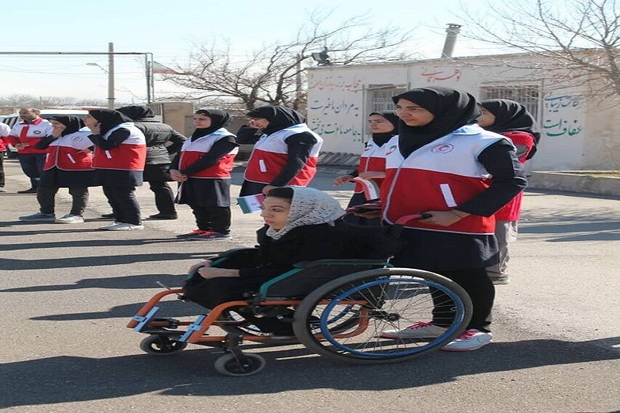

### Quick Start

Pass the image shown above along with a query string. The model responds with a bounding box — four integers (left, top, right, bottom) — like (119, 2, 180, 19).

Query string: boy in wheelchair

(182, 186, 390, 336)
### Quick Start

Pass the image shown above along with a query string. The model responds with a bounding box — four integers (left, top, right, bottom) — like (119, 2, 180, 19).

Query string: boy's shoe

(17, 187, 37, 194)
(19, 212, 56, 222)
(176, 229, 207, 238)
(56, 214, 84, 224)
(380, 321, 448, 339)
(441, 329, 492, 352)
(99, 222, 144, 231)
(100, 213, 115, 219)
(193, 231, 232, 240)
(489, 274, 510, 285)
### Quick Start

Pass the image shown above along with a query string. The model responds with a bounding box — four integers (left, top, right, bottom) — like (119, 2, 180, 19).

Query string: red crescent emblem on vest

(431, 144, 454, 154)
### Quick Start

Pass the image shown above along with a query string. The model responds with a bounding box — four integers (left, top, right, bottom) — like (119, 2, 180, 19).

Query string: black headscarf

(49, 115, 84, 136)
(117, 105, 155, 120)
(479, 99, 541, 159)
(88, 109, 133, 136)
(192, 109, 231, 140)
(392, 87, 480, 157)
(368, 110, 399, 146)
(246, 106, 305, 135)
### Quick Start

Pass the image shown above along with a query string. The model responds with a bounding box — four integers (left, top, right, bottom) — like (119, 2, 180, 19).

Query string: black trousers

(17, 153, 46, 189)
(102, 186, 141, 225)
(431, 268, 495, 332)
(37, 185, 89, 215)
(189, 204, 231, 233)
(0, 151, 4, 187)
(144, 164, 176, 215)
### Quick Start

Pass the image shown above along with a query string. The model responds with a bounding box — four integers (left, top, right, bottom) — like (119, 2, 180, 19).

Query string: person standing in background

(0, 121, 10, 193)
(85, 109, 147, 231)
(478, 99, 538, 285)
(18, 115, 96, 223)
(6, 108, 53, 193)
(333, 111, 399, 225)
(170, 109, 238, 240)
(237, 106, 323, 196)
(117, 105, 186, 220)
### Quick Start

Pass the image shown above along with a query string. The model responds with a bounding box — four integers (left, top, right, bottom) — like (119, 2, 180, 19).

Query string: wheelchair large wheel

(293, 268, 472, 364)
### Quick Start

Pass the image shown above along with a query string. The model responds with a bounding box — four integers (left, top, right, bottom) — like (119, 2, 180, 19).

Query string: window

(479, 85, 540, 120)
(368, 86, 407, 113)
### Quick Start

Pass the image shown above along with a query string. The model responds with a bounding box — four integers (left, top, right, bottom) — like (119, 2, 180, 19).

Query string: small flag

(351, 177, 380, 200)
(152, 61, 183, 75)
(237, 194, 265, 214)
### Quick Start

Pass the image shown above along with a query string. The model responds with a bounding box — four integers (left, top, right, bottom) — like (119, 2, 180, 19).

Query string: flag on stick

(237, 194, 266, 214)
(351, 177, 380, 200)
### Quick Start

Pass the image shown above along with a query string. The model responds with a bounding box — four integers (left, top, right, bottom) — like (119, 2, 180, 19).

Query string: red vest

(381, 126, 505, 235)
(44, 130, 94, 171)
(355, 137, 387, 193)
(8, 118, 53, 154)
(494, 131, 535, 221)
(92, 123, 146, 171)
(178, 128, 238, 179)
(244, 124, 322, 186)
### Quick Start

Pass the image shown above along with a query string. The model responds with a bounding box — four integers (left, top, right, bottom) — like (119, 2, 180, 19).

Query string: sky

(0, 0, 492, 105)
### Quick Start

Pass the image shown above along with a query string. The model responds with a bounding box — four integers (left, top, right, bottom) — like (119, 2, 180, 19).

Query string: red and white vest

(8, 118, 53, 155)
(494, 131, 535, 221)
(44, 130, 94, 171)
(92, 123, 147, 171)
(355, 137, 388, 193)
(381, 125, 505, 235)
(178, 128, 238, 179)
(244, 124, 323, 186)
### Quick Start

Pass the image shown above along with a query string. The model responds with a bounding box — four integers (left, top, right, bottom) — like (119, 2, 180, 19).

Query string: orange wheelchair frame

(127, 250, 473, 376)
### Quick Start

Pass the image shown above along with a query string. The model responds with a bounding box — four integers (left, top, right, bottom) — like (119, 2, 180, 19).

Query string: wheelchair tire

(293, 268, 472, 365)
(139, 334, 187, 355)
(214, 353, 266, 377)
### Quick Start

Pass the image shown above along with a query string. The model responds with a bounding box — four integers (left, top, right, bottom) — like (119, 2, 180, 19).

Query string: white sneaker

(381, 321, 448, 339)
(99, 222, 144, 231)
(56, 214, 84, 224)
(441, 329, 492, 352)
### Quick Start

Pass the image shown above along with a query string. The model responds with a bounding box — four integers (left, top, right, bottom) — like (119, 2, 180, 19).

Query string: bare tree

(162, 10, 413, 111)
(461, 0, 620, 101)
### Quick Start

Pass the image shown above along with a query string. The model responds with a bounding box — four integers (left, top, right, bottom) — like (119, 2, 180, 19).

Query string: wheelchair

(127, 248, 473, 376)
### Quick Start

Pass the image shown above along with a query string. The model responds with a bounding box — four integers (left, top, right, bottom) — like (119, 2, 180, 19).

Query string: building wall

(307, 55, 619, 171)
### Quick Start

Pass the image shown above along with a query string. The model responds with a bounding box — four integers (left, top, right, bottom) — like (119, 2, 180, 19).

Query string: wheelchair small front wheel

(139, 335, 187, 355)
(214, 353, 266, 376)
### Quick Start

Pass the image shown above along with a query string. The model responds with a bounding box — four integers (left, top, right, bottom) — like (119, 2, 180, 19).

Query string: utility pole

(107, 42, 115, 109)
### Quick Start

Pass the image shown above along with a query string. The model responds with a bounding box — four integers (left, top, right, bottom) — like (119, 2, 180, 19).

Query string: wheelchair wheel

(293, 268, 472, 364)
(139, 334, 187, 355)
(214, 353, 266, 376)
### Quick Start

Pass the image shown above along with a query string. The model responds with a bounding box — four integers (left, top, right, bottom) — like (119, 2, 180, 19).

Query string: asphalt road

(0, 159, 618, 413)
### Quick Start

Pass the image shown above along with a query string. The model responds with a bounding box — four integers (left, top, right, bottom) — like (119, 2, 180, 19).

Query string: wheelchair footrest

(179, 314, 207, 342)
(132, 307, 161, 332)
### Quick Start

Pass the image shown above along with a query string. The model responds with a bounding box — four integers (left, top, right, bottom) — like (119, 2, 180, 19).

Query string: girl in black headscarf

(85, 109, 147, 230)
(237, 106, 323, 196)
(169, 109, 238, 239)
(333, 110, 399, 225)
(19, 115, 95, 224)
(379, 87, 527, 352)
(478, 99, 539, 284)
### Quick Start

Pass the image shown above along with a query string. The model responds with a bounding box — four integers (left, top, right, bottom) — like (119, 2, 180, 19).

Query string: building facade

(307, 53, 620, 171)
